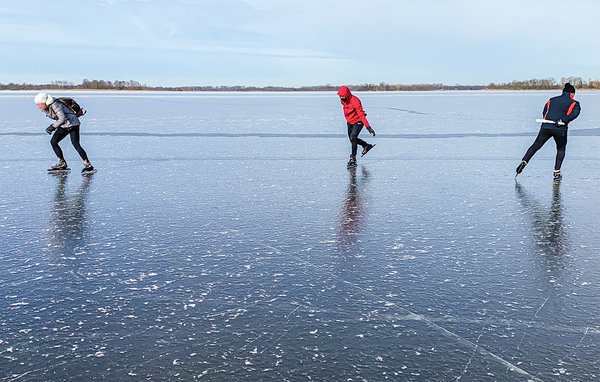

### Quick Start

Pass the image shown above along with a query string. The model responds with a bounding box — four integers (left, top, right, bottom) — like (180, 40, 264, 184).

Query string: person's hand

(45, 125, 56, 135)
(367, 126, 375, 136)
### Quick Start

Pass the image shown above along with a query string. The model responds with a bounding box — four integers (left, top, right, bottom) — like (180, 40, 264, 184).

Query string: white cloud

(129, 13, 150, 33)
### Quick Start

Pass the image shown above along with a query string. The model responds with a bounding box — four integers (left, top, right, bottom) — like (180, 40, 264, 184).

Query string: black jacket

(541, 91, 581, 129)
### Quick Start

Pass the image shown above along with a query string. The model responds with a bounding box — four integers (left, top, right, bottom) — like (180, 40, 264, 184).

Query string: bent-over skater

(35, 92, 94, 173)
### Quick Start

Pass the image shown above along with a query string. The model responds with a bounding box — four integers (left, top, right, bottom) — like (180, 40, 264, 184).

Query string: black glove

(45, 125, 56, 135)
(367, 126, 375, 136)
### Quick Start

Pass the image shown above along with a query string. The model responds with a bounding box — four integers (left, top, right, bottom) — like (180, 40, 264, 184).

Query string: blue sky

(1, 0, 599, 87)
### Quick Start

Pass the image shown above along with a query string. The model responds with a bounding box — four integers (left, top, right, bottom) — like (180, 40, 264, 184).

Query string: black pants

(51, 126, 89, 162)
(347, 122, 369, 157)
(522, 127, 567, 170)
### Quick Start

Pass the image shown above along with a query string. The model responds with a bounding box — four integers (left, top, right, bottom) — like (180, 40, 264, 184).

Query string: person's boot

(82, 161, 95, 174)
(347, 155, 357, 167)
(48, 159, 68, 172)
(553, 169, 562, 180)
(361, 144, 375, 157)
(515, 160, 527, 175)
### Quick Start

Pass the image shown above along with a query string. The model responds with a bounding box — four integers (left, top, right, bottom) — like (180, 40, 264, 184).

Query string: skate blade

(361, 144, 376, 157)
(47, 168, 71, 173)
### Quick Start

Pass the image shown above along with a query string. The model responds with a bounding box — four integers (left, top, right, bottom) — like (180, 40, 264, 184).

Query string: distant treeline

(0, 77, 597, 91)
(0, 79, 483, 91)
(351, 83, 485, 91)
(0, 79, 148, 91)
(486, 77, 600, 90)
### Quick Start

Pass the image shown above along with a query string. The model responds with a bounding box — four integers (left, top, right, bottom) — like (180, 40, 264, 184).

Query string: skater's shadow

(515, 180, 568, 287)
(49, 173, 94, 256)
(336, 166, 370, 264)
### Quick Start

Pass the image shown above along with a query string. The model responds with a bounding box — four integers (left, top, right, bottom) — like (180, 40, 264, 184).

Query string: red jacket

(338, 86, 370, 127)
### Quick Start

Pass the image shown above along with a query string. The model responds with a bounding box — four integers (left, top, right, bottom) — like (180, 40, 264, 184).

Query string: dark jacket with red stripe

(337, 86, 371, 127)
(541, 91, 581, 129)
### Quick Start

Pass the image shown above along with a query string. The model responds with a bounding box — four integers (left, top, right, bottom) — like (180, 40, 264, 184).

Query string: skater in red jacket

(337, 86, 375, 167)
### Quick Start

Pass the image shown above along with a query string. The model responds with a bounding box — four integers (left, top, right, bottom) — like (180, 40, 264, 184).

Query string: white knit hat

(34, 92, 47, 104)
(34, 92, 54, 105)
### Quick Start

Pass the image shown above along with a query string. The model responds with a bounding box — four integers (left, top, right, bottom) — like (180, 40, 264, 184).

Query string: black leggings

(51, 126, 89, 162)
(347, 122, 369, 157)
(522, 128, 567, 170)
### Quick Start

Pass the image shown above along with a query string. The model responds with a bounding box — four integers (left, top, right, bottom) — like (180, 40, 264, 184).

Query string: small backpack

(56, 97, 86, 117)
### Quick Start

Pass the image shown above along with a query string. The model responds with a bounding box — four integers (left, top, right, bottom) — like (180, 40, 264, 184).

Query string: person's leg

(552, 130, 567, 171)
(68, 126, 89, 163)
(354, 122, 369, 148)
(348, 123, 365, 157)
(356, 136, 369, 149)
(50, 127, 70, 161)
(347, 123, 355, 156)
(522, 128, 552, 163)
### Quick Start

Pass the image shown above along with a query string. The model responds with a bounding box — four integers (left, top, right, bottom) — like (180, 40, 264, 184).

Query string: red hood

(337, 86, 352, 100)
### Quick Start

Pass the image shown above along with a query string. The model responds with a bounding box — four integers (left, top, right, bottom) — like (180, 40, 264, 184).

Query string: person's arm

(354, 97, 375, 135)
(351, 97, 370, 127)
(566, 101, 581, 123)
(542, 100, 550, 119)
(50, 102, 67, 128)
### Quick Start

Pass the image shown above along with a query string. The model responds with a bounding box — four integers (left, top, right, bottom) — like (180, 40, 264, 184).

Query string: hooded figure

(337, 86, 375, 167)
(516, 83, 581, 179)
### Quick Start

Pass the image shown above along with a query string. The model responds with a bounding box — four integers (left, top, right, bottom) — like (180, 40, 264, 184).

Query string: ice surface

(2, 91, 600, 380)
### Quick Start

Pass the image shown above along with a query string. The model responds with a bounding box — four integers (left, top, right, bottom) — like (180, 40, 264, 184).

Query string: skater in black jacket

(516, 83, 580, 179)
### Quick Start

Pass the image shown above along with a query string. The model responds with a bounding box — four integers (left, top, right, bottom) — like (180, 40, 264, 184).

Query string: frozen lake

(2, 90, 600, 381)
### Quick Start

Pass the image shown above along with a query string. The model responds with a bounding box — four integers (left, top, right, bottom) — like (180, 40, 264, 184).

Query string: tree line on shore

(1, 77, 597, 91)
(486, 77, 600, 90)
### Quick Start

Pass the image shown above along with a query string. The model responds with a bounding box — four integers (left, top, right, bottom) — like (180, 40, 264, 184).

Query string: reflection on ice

(48, 173, 94, 257)
(515, 180, 568, 288)
(336, 165, 370, 261)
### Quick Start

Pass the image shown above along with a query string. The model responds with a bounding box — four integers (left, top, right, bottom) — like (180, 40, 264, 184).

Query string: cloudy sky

(1, 0, 599, 87)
